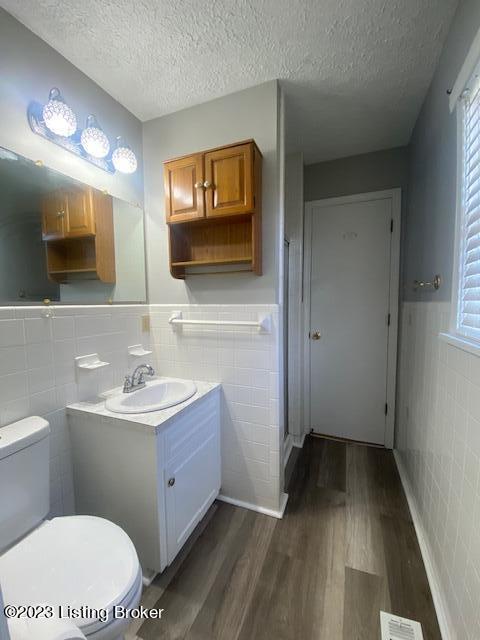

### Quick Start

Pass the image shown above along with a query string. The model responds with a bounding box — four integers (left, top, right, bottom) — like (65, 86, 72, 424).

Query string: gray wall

(143, 81, 280, 305)
(304, 146, 409, 202)
(0, 8, 143, 206)
(404, 0, 480, 302)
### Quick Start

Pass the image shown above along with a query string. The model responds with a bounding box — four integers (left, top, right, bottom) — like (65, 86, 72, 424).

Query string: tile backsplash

(0, 305, 151, 518)
(396, 301, 480, 639)
(0, 302, 283, 520)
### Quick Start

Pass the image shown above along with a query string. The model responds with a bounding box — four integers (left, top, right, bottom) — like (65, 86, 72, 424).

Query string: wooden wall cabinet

(164, 140, 262, 279)
(42, 186, 115, 284)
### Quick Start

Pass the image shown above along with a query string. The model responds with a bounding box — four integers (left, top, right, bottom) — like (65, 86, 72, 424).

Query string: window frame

(447, 58, 480, 353)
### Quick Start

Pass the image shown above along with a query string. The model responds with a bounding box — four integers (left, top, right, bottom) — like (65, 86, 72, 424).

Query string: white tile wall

(149, 304, 283, 513)
(0, 305, 151, 519)
(396, 301, 480, 639)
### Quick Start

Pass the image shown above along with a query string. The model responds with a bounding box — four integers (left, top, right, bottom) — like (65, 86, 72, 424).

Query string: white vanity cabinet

(68, 383, 220, 575)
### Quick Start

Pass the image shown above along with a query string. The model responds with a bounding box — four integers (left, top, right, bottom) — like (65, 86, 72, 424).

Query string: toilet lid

(0, 516, 140, 632)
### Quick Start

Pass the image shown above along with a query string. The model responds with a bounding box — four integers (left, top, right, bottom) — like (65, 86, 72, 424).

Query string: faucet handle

(123, 375, 133, 393)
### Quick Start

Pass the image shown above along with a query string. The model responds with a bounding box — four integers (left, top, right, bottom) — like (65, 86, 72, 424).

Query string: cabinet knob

(311, 330, 321, 340)
(168, 477, 175, 487)
(203, 181, 213, 189)
(194, 181, 204, 189)
(56, 210, 65, 218)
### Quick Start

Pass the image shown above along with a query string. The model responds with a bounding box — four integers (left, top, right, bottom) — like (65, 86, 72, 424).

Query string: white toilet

(0, 417, 142, 640)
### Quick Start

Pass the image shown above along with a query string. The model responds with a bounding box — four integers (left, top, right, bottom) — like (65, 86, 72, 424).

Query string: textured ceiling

(1, 0, 458, 164)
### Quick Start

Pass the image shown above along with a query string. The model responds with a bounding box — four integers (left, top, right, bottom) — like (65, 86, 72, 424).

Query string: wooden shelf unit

(164, 140, 262, 279)
(43, 188, 116, 284)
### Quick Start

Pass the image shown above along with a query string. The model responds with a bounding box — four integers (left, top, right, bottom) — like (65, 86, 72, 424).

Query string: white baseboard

(284, 433, 293, 468)
(292, 432, 306, 448)
(393, 450, 453, 640)
(217, 491, 289, 519)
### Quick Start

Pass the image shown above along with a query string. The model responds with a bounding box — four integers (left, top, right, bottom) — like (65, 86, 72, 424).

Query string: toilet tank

(0, 417, 50, 553)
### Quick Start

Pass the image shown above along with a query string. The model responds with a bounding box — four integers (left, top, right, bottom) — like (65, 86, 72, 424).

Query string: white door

(308, 195, 396, 445)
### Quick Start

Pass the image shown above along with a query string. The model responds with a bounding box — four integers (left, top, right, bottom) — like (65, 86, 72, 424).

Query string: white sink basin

(105, 378, 197, 414)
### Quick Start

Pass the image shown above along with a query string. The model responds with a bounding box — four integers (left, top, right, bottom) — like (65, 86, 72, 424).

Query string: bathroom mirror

(0, 145, 147, 305)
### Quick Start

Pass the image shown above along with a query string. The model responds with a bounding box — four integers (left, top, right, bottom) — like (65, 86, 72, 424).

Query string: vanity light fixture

(42, 88, 77, 137)
(80, 115, 110, 159)
(112, 136, 138, 174)
(27, 88, 137, 175)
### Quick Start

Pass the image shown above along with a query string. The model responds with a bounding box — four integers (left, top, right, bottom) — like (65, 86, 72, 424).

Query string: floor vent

(380, 612, 424, 640)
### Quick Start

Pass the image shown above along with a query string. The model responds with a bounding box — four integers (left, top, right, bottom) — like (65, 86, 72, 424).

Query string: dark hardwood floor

(134, 436, 441, 640)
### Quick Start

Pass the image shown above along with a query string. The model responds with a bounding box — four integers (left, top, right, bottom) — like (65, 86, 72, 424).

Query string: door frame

(302, 189, 401, 449)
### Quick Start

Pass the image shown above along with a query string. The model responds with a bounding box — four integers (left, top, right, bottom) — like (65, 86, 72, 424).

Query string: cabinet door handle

(56, 210, 65, 218)
(203, 181, 213, 189)
(311, 330, 321, 340)
(168, 477, 175, 487)
(194, 181, 204, 189)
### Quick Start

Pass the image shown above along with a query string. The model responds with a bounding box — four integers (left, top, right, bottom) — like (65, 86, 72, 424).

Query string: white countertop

(67, 379, 221, 431)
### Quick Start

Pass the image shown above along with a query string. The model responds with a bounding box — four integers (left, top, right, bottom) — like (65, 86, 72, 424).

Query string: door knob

(194, 181, 204, 188)
(203, 180, 213, 188)
(311, 331, 321, 340)
(168, 477, 175, 487)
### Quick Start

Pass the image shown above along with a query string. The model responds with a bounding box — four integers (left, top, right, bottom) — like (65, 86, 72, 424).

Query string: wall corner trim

(393, 450, 454, 640)
(292, 433, 306, 448)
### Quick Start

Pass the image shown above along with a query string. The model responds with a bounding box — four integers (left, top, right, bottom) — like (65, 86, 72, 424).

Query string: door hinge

(390, 219, 394, 233)
(387, 313, 391, 326)
(253, 195, 256, 206)
(385, 403, 388, 415)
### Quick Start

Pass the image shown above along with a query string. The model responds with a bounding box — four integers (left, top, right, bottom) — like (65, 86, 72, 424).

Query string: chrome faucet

(123, 364, 155, 393)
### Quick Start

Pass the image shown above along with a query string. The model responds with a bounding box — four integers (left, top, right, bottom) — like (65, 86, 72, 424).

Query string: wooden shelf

(171, 257, 253, 268)
(49, 268, 97, 274)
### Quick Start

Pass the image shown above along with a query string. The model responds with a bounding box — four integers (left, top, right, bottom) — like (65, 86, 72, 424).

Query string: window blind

(458, 76, 480, 340)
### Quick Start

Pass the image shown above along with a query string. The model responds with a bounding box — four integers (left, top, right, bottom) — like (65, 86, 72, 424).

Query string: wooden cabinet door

(164, 154, 205, 223)
(42, 190, 66, 240)
(64, 186, 95, 237)
(204, 143, 254, 218)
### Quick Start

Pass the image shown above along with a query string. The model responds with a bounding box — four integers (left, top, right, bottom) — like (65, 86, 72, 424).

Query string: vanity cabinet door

(165, 424, 220, 565)
(204, 142, 254, 218)
(42, 190, 67, 240)
(64, 186, 95, 237)
(164, 154, 205, 223)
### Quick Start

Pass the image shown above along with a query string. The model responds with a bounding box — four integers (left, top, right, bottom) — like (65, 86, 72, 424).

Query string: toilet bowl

(0, 417, 142, 640)
(0, 516, 142, 640)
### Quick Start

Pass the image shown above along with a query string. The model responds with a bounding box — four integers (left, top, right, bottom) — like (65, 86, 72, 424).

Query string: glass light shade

(80, 115, 110, 158)
(42, 88, 77, 137)
(112, 137, 137, 174)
